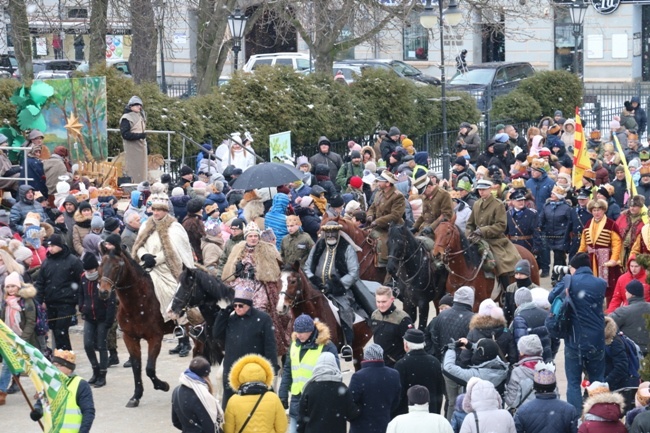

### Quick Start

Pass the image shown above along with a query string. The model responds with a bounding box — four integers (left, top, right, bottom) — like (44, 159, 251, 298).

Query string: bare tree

(89, 0, 109, 68)
(129, 0, 157, 83)
(6, 0, 32, 80)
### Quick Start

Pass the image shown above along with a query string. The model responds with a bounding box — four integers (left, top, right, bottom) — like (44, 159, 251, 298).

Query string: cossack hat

(233, 285, 255, 306)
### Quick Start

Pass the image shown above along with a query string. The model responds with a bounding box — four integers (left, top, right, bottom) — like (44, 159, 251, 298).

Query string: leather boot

(123, 359, 132, 368)
(88, 367, 100, 385)
(0, 390, 6, 406)
(108, 350, 119, 367)
(178, 337, 191, 358)
(6, 380, 18, 395)
(168, 341, 183, 355)
(93, 370, 107, 388)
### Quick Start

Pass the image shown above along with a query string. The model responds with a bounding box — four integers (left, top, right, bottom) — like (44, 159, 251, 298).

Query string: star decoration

(64, 112, 83, 140)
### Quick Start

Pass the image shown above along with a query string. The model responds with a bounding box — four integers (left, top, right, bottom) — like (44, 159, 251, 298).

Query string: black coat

(631, 408, 650, 433)
(425, 301, 474, 361)
(463, 315, 518, 365)
(570, 205, 592, 258)
(393, 349, 444, 416)
(540, 199, 572, 250)
(380, 137, 399, 162)
(295, 206, 321, 242)
(78, 275, 116, 324)
(369, 304, 413, 367)
(298, 380, 359, 433)
(172, 384, 217, 433)
(348, 360, 401, 433)
(35, 245, 83, 306)
(506, 207, 542, 253)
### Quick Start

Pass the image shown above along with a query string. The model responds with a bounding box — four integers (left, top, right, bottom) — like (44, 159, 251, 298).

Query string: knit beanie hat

(104, 217, 120, 233)
(300, 196, 314, 208)
(12, 243, 33, 264)
(570, 252, 590, 269)
(514, 259, 531, 277)
(626, 280, 645, 297)
(363, 343, 384, 361)
(514, 288, 533, 307)
(407, 385, 429, 405)
(403, 329, 425, 344)
(293, 314, 315, 333)
(471, 339, 500, 365)
(230, 218, 245, 230)
(24, 225, 43, 249)
(91, 214, 104, 230)
(477, 298, 504, 320)
(4, 271, 21, 288)
(517, 334, 543, 356)
(82, 253, 99, 270)
(171, 187, 184, 197)
(187, 198, 204, 214)
(454, 286, 475, 306)
(439, 293, 454, 308)
(349, 176, 363, 189)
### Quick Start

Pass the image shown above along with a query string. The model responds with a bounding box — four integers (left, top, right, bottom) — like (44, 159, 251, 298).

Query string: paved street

(0, 277, 568, 432)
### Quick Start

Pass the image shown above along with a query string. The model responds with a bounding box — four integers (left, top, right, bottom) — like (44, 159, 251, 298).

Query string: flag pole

(12, 375, 45, 431)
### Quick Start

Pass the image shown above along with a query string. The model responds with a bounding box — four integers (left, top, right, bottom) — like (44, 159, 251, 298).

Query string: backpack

(617, 332, 642, 380)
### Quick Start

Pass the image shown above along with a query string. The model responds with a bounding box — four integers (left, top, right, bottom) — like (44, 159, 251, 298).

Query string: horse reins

(388, 241, 432, 289)
(101, 261, 132, 291)
(279, 277, 323, 312)
(437, 223, 488, 283)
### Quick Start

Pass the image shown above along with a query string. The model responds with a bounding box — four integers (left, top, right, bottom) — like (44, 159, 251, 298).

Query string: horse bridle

(100, 260, 132, 291)
(388, 241, 431, 288)
(279, 275, 322, 312)
(435, 222, 487, 282)
(172, 274, 200, 313)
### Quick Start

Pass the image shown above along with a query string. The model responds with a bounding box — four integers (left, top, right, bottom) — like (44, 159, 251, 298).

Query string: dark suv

(447, 62, 535, 111)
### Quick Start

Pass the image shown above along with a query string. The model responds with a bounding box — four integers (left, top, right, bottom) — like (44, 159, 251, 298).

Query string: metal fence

(159, 79, 197, 99)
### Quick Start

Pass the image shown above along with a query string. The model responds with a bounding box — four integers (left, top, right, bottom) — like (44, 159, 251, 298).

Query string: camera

(553, 265, 569, 275)
(454, 340, 466, 348)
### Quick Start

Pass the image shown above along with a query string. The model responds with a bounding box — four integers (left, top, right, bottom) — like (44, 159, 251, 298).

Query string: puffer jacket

(170, 194, 190, 223)
(560, 119, 576, 152)
(578, 392, 627, 433)
(463, 314, 518, 365)
(540, 198, 572, 250)
(512, 302, 553, 362)
(526, 173, 555, 211)
(604, 317, 639, 391)
(503, 356, 543, 409)
(459, 378, 516, 433)
(294, 206, 320, 242)
(426, 301, 475, 361)
(264, 193, 290, 250)
(10, 184, 49, 234)
(514, 393, 579, 433)
(34, 244, 84, 306)
(0, 283, 39, 348)
(443, 347, 509, 389)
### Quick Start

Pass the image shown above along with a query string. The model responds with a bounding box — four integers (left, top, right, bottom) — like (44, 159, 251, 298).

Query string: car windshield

(449, 69, 496, 86)
(390, 61, 421, 77)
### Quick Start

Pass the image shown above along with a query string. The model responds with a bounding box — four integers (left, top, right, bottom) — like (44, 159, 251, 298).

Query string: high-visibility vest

(60, 375, 83, 432)
(289, 342, 324, 395)
(411, 165, 428, 180)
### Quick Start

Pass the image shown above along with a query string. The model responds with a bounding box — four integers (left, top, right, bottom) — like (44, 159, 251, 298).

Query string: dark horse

(322, 216, 386, 284)
(98, 247, 174, 407)
(432, 220, 540, 311)
(386, 224, 446, 330)
(169, 267, 234, 365)
(277, 263, 373, 370)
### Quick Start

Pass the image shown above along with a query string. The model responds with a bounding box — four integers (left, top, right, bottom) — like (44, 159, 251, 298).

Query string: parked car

(447, 61, 535, 112)
(336, 59, 441, 85)
(243, 52, 310, 73)
(13, 59, 80, 80)
(35, 70, 75, 79)
(77, 58, 131, 77)
(0, 55, 17, 76)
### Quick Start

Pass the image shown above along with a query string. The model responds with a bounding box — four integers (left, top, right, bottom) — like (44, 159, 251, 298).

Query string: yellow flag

(573, 107, 591, 188)
(613, 135, 649, 223)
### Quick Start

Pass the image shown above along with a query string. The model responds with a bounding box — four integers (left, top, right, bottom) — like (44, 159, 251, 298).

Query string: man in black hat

(216, 218, 245, 278)
(34, 234, 84, 350)
(324, 194, 345, 220)
(176, 165, 196, 194)
(380, 127, 401, 162)
(451, 156, 474, 189)
(304, 221, 360, 360)
(393, 329, 444, 416)
(569, 187, 592, 259)
(336, 150, 365, 191)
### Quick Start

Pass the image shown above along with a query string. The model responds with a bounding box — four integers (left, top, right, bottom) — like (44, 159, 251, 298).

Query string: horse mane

(458, 230, 482, 269)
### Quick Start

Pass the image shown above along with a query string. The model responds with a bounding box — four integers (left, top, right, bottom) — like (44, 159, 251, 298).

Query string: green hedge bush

(515, 70, 582, 119)
(491, 89, 543, 123)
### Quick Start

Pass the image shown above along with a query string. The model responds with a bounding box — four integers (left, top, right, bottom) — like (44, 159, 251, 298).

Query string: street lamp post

(421, 0, 462, 180)
(228, 8, 247, 72)
(568, 0, 588, 80)
(156, 0, 168, 94)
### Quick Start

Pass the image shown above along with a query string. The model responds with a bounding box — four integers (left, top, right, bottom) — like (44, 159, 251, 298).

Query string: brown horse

(98, 248, 174, 408)
(322, 216, 386, 284)
(276, 264, 373, 370)
(432, 220, 540, 311)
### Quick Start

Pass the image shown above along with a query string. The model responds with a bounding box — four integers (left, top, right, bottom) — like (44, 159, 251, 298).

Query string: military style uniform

(281, 230, 315, 268)
(569, 204, 592, 259)
(506, 206, 541, 254)
(367, 185, 405, 266)
(413, 186, 453, 233)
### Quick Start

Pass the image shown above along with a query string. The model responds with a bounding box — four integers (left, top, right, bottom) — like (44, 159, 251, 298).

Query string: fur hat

(407, 385, 429, 405)
(454, 286, 475, 306)
(150, 193, 170, 210)
(477, 298, 504, 320)
(293, 314, 315, 333)
(244, 221, 261, 238)
(587, 381, 610, 397)
(363, 343, 384, 361)
(587, 198, 608, 212)
(517, 334, 543, 356)
(515, 288, 533, 306)
(10, 240, 33, 264)
(52, 349, 76, 371)
(583, 169, 597, 181)
(531, 158, 547, 173)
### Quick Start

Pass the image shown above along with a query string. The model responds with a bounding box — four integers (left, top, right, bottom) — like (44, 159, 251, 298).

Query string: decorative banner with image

(269, 131, 291, 163)
(106, 35, 123, 59)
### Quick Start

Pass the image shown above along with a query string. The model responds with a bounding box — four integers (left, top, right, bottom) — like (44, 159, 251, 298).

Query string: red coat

(578, 393, 627, 433)
(607, 255, 650, 313)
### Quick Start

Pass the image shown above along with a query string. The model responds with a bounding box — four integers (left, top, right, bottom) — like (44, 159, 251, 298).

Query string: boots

(0, 390, 6, 406)
(123, 359, 132, 368)
(168, 342, 183, 355)
(178, 337, 191, 358)
(6, 379, 18, 395)
(88, 367, 100, 385)
(108, 350, 119, 367)
(93, 370, 107, 388)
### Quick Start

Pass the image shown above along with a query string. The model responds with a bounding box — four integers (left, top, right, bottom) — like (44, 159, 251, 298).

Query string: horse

(322, 216, 386, 284)
(277, 263, 373, 370)
(432, 220, 540, 311)
(98, 247, 174, 408)
(386, 224, 447, 330)
(169, 267, 234, 365)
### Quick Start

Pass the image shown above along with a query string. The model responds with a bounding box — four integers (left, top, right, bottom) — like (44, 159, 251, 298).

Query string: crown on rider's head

(233, 286, 255, 306)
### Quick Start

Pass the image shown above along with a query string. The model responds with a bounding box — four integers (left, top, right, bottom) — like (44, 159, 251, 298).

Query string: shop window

(554, 7, 582, 75)
(68, 8, 88, 18)
(403, 13, 428, 61)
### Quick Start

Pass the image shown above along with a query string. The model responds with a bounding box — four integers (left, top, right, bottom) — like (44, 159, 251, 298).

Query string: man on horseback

(466, 179, 521, 300)
(367, 170, 405, 269)
(412, 174, 453, 235)
(303, 221, 359, 360)
(131, 192, 196, 357)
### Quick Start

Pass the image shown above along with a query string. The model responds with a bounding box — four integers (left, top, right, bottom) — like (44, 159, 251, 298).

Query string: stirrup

(173, 325, 186, 338)
(189, 324, 204, 339)
(341, 345, 353, 362)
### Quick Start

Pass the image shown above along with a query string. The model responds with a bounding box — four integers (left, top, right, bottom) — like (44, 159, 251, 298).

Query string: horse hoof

(155, 381, 170, 392)
(126, 399, 140, 408)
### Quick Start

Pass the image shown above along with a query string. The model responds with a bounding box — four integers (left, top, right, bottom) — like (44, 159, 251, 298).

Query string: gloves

(421, 226, 433, 237)
(326, 276, 345, 296)
(138, 133, 147, 140)
(30, 407, 43, 421)
(234, 262, 245, 278)
(141, 254, 156, 269)
(410, 226, 418, 234)
(309, 276, 322, 289)
(280, 399, 289, 410)
(470, 229, 482, 240)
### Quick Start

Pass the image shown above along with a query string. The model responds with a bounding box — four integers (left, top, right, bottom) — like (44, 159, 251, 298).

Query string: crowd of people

(2, 94, 650, 433)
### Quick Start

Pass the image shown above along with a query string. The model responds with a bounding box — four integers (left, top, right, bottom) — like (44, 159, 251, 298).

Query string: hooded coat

(0, 283, 39, 348)
(34, 244, 83, 306)
(264, 193, 290, 250)
(309, 139, 343, 184)
(607, 254, 650, 313)
(456, 124, 481, 163)
(10, 185, 49, 234)
(604, 317, 640, 391)
(459, 378, 516, 433)
(463, 314, 518, 365)
(560, 119, 576, 150)
(201, 233, 224, 274)
(120, 103, 148, 183)
(578, 392, 627, 433)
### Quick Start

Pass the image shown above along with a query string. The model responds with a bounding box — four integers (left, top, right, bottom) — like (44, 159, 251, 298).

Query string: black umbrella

(231, 162, 304, 190)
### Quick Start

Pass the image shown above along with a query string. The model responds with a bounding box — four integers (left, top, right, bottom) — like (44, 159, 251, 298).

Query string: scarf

(5, 295, 22, 335)
(516, 277, 532, 288)
(178, 370, 223, 431)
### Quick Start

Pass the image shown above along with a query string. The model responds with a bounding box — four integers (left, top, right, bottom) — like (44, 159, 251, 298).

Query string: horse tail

(203, 336, 225, 366)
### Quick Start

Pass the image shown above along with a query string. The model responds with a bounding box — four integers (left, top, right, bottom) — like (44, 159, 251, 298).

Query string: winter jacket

(463, 314, 518, 365)
(578, 392, 627, 433)
(171, 379, 219, 433)
(72, 209, 92, 256)
(264, 193, 290, 250)
(43, 154, 70, 195)
(526, 174, 556, 213)
(394, 349, 445, 416)
(632, 96, 648, 136)
(298, 378, 359, 433)
(22, 155, 47, 197)
(78, 274, 116, 324)
(549, 268, 606, 353)
(514, 393, 578, 433)
(570, 204, 592, 257)
(294, 206, 320, 242)
(551, 134, 574, 168)
(631, 408, 650, 433)
(121, 224, 138, 253)
(443, 348, 509, 390)
(34, 244, 84, 306)
(380, 136, 400, 162)
(504, 356, 543, 409)
(607, 196, 622, 221)
(336, 161, 365, 191)
(201, 235, 224, 274)
(0, 283, 39, 348)
(459, 378, 516, 433)
(205, 192, 229, 213)
(290, 184, 312, 207)
(387, 405, 454, 433)
(540, 199, 572, 250)
(476, 148, 495, 169)
(607, 256, 650, 314)
(426, 301, 475, 361)
(171, 195, 190, 224)
(10, 184, 49, 234)
(605, 316, 640, 391)
(369, 304, 413, 367)
(456, 125, 481, 163)
(309, 146, 344, 185)
(280, 230, 314, 268)
(511, 302, 553, 362)
(349, 360, 402, 433)
(610, 296, 650, 354)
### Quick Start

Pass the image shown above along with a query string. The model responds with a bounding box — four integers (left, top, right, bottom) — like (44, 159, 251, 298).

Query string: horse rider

(466, 179, 521, 301)
(131, 192, 196, 356)
(412, 174, 453, 235)
(303, 221, 360, 360)
(367, 170, 405, 273)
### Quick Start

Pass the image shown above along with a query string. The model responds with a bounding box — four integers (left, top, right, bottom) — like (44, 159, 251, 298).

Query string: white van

(243, 53, 310, 73)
